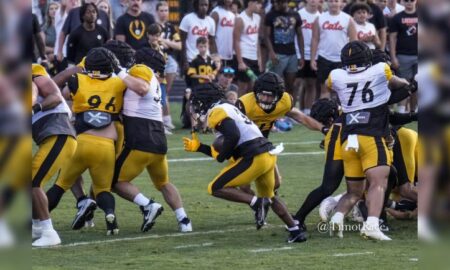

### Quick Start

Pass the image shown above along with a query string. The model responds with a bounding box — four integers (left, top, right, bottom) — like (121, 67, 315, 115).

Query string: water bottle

(246, 68, 258, 81)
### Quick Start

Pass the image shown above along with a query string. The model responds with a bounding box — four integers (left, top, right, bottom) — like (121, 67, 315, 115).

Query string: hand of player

(183, 132, 200, 152)
(310, 59, 318, 71)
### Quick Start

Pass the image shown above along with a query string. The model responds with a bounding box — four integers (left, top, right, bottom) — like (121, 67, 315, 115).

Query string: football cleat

(84, 211, 95, 228)
(287, 229, 307, 243)
(319, 196, 338, 222)
(140, 201, 164, 232)
(360, 222, 391, 241)
(178, 217, 193, 233)
(329, 214, 344, 239)
(105, 214, 119, 236)
(72, 198, 97, 230)
(32, 229, 61, 247)
(253, 198, 271, 230)
(284, 215, 300, 231)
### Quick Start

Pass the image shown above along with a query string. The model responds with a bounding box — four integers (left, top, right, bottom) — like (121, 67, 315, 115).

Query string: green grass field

(31, 103, 419, 270)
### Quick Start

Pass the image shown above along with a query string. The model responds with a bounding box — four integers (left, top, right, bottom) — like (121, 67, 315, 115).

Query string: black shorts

(317, 56, 341, 84)
(232, 56, 260, 82)
(297, 60, 317, 78)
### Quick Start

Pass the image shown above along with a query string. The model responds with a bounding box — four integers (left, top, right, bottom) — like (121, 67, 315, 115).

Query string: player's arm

(53, 66, 83, 88)
(285, 108, 325, 133)
(388, 80, 417, 104)
(120, 74, 149, 97)
(389, 111, 417, 126)
(388, 75, 409, 89)
(32, 75, 63, 113)
(214, 118, 240, 162)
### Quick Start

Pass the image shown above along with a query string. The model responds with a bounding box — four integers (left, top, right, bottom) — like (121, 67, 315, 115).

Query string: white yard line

(168, 151, 324, 162)
(249, 247, 293, 253)
(167, 141, 321, 152)
(409, 258, 418, 262)
(174, 242, 213, 249)
(332, 252, 374, 257)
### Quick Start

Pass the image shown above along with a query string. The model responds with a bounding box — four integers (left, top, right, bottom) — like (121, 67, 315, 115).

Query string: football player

(45, 48, 147, 235)
(327, 41, 409, 240)
(183, 83, 305, 243)
(113, 47, 193, 233)
(31, 63, 78, 247)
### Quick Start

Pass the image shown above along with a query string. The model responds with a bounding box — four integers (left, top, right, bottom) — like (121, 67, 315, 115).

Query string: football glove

(183, 132, 200, 152)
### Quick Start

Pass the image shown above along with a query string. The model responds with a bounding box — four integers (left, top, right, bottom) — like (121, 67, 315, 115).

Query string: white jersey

(211, 6, 235, 60)
(123, 65, 163, 122)
(318, 11, 351, 62)
(355, 22, 377, 49)
(383, 4, 405, 16)
(207, 103, 262, 147)
(327, 62, 393, 113)
(179, 13, 216, 62)
(237, 11, 260, 61)
(295, 8, 320, 60)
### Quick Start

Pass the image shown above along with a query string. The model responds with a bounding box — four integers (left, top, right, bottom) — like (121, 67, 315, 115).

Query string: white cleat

(178, 217, 193, 233)
(32, 225, 42, 239)
(350, 202, 365, 223)
(32, 229, 61, 247)
(319, 196, 338, 222)
(329, 217, 344, 239)
(0, 221, 15, 247)
(360, 222, 392, 241)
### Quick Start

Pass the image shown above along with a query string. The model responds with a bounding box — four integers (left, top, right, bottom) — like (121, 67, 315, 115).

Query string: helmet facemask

(256, 91, 279, 111)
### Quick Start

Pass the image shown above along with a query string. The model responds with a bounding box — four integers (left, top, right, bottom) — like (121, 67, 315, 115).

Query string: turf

(31, 103, 418, 270)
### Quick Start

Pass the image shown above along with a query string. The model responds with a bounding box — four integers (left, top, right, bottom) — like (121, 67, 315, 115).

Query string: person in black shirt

(115, 0, 155, 49)
(56, 0, 111, 62)
(66, 3, 110, 64)
(187, 37, 218, 87)
(343, 0, 387, 49)
(264, 0, 304, 105)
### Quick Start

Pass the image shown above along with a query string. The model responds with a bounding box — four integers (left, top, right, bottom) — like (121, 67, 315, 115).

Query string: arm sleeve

(197, 143, 213, 157)
(67, 74, 79, 96)
(388, 82, 416, 104)
(215, 118, 241, 162)
(389, 111, 417, 126)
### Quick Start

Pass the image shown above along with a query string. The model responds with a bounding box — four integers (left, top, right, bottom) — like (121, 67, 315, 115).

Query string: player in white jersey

(182, 83, 305, 243)
(327, 41, 409, 241)
(295, 0, 321, 115)
(113, 48, 193, 233)
(211, 0, 235, 65)
(310, 0, 356, 98)
(232, 0, 263, 96)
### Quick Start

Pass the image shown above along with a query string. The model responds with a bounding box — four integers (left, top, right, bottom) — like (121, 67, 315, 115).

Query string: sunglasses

(222, 67, 235, 75)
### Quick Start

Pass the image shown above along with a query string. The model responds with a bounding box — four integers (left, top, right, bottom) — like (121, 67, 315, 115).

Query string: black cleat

(252, 198, 271, 230)
(287, 229, 307, 243)
(140, 201, 164, 232)
(72, 198, 97, 230)
(105, 214, 119, 236)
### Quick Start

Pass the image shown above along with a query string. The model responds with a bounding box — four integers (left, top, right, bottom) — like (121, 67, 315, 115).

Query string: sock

(367, 216, 379, 226)
(133, 193, 150, 207)
(175, 208, 187, 222)
(96, 192, 115, 215)
(331, 212, 344, 223)
(32, 219, 40, 227)
(397, 105, 406, 113)
(249, 196, 258, 207)
(40, 219, 54, 230)
(46, 185, 65, 212)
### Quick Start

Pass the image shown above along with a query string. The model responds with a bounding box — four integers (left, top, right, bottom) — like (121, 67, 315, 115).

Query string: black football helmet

(253, 72, 285, 111)
(102, 40, 135, 69)
(310, 98, 340, 127)
(135, 48, 166, 77)
(84, 47, 115, 79)
(190, 83, 225, 118)
(371, 49, 391, 66)
(341, 41, 373, 73)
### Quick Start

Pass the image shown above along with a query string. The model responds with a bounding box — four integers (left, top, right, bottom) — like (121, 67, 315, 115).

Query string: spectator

(187, 36, 219, 87)
(225, 90, 239, 104)
(54, 0, 80, 72)
(115, 0, 155, 49)
(343, 0, 387, 49)
(97, 0, 115, 37)
(110, 0, 128, 21)
(211, 0, 236, 66)
(56, 0, 110, 62)
(295, 0, 321, 116)
(156, 1, 181, 131)
(264, 0, 304, 106)
(43, 2, 60, 64)
(231, 0, 243, 14)
(383, 0, 404, 17)
(179, 0, 217, 83)
(211, 53, 223, 71)
(217, 66, 239, 92)
(147, 23, 166, 57)
(310, 0, 356, 98)
(351, 3, 381, 49)
(389, 0, 417, 112)
(232, 0, 263, 96)
(66, 3, 110, 64)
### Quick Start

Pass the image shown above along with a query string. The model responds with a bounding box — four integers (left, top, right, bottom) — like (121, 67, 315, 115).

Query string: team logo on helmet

(253, 72, 285, 111)
(341, 41, 373, 73)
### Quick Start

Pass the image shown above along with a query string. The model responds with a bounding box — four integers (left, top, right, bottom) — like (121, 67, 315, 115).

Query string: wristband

(321, 126, 329, 135)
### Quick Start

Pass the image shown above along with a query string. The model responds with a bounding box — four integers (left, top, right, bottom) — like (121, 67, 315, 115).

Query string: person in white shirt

(383, 0, 404, 17)
(295, 0, 321, 115)
(180, 0, 217, 85)
(351, 3, 381, 49)
(310, 0, 357, 98)
(211, 0, 236, 66)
